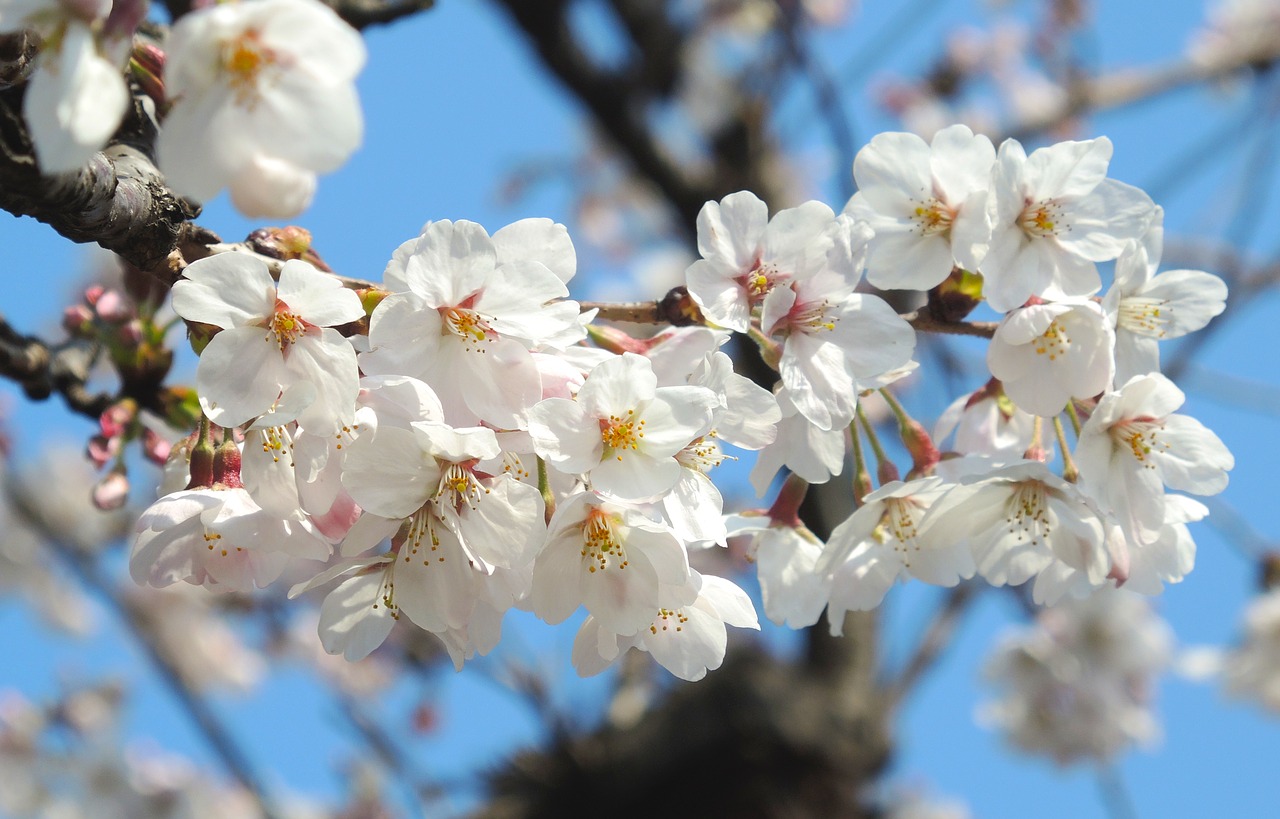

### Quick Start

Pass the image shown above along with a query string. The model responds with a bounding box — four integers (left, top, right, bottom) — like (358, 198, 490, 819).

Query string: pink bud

(92, 470, 129, 510)
(83, 284, 105, 306)
(119, 320, 144, 345)
(86, 434, 120, 469)
(99, 402, 135, 438)
(62, 304, 94, 335)
(142, 428, 171, 465)
(93, 290, 132, 323)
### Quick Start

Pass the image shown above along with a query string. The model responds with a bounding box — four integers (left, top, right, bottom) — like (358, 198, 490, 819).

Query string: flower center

(1033, 319, 1070, 361)
(435, 462, 487, 513)
(1020, 200, 1063, 237)
(676, 436, 732, 473)
(1006, 480, 1052, 548)
(1117, 297, 1170, 338)
(269, 300, 308, 349)
(913, 198, 955, 236)
(650, 607, 689, 634)
(441, 306, 495, 352)
(1110, 417, 1168, 468)
(582, 508, 628, 573)
(221, 30, 280, 106)
(256, 426, 294, 467)
(784, 299, 838, 337)
(402, 507, 447, 567)
(600, 410, 645, 459)
(743, 262, 784, 303)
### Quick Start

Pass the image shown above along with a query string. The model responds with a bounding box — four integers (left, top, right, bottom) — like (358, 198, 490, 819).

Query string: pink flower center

(269, 300, 309, 349)
(441, 306, 496, 351)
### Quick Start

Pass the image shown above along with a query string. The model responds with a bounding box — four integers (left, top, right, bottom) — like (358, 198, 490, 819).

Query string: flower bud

(92, 468, 129, 510)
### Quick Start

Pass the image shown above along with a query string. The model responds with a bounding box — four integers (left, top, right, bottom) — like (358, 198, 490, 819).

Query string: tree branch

(1003, 44, 1280, 141)
(0, 82, 200, 280)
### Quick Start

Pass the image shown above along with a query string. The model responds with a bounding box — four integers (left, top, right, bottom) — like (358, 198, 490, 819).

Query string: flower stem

(849, 417, 873, 506)
(857, 403, 899, 485)
(536, 456, 555, 524)
(1053, 416, 1079, 482)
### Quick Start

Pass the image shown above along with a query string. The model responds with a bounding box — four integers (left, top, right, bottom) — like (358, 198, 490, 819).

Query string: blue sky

(1, 1, 1278, 817)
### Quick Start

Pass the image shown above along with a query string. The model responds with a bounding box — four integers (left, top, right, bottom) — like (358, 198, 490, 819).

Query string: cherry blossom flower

(131, 486, 329, 593)
(571, 572, 759, 681)
(987, 299, 1114, 417)
(361, 219, 585, 428)
(157, 0, 366, 217)
(981, 137, 1155, 312)
(761, 230, 917, 430)
(1103, 209, 1227, 385)
(844, 124, 995, 291)
(820, 477, 973, 620)
(1074, 373, 1233, 547)
(685, 192, 839, 332)
(1222, 588, 1280, 712)
(527, 352, 717, 501)
(727, 512, 831, 629)
(1122, 494, 1205, 596)
(531, 491, 693, 637)
(923, 460, 1120, 605)
(749, 389, 846, 495)
(932, 379, 1038, 461)
(172, 254, 363, 434)
(341, 421, 544, 573)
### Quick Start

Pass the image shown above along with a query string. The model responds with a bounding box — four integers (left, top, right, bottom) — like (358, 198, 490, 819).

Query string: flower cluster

(3, 0, 364, 217)
(129, 127, 1233, 683)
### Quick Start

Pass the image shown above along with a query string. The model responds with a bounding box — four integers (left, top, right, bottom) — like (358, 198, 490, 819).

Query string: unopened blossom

(572, 572, 759, 681)
(981, 137, 1155, 312)
(157, 0, 366, 217)
(821, 477, 973, 621)
(845, 124, 995, 290)
(987, 299, 1114, 418)
(361, 219, 585, 428)
(1074, 373, 1233, 547)
(685, 191, 840, 332)
(979, 589, 1173, 764)
(531, 491, 693, 637)
(0, 0, 131, 173)
(171, 254, 364, 434)
(1103, 209, 1227, 385)
(528, 352, 717, 502)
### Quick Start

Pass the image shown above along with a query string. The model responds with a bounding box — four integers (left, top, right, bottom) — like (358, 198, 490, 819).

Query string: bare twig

(4, 485, 283, 819)
(886, 583, 979, 711)
(1002, 45, 1280, 141)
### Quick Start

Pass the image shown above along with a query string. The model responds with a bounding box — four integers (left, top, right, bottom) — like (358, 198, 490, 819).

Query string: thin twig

(4, 484, 282, 818)
(886, 582, 978, 710)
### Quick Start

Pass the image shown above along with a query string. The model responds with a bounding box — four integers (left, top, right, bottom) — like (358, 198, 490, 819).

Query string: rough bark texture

(0, 81, 199, 279)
